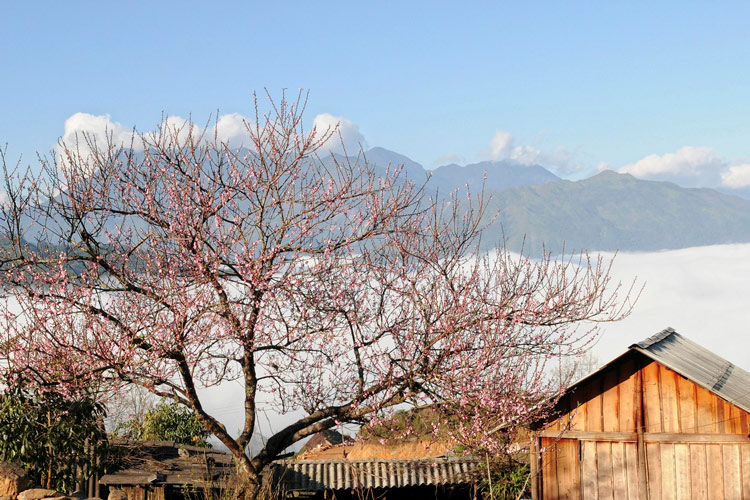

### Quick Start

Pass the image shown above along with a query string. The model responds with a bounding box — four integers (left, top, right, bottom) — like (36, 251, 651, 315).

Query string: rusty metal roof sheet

(271, 457, 481, 491)
(631, 327, 750, 414)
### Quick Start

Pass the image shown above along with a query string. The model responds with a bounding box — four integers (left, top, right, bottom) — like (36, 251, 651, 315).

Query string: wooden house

(531, 328, 750, 500)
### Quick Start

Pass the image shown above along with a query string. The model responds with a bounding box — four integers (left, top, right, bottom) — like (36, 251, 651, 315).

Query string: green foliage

(479, 459, 530, 500)
(0, 385, 108, 491)
(115, 400, 211, 447)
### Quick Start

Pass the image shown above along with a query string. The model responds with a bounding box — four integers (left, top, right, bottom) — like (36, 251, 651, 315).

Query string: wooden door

(541, 438, 581, 500)
(580, 441, 644, 500)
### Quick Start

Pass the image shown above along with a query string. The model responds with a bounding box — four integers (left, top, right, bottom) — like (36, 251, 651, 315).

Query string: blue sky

(3, 2, 750, 183)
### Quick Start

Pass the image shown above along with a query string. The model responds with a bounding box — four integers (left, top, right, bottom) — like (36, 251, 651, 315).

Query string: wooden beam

(537, 430, 637, 441)
(530, 437, 540, 500)
(537, 429, 750, 444)
(636, 364, 649, 500)
(645, 433, 750, 443)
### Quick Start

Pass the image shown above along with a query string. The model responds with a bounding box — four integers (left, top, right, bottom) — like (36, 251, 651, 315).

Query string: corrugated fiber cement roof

(271, 457, 481, 491)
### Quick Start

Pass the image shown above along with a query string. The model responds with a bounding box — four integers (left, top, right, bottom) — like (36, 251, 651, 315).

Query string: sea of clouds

(590, 243, 750, 364)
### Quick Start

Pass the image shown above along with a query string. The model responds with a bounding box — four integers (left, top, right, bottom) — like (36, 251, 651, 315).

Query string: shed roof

(99, 441, 232, 487)
(630, 327, 750, 414)
(271, 457, 481, 491)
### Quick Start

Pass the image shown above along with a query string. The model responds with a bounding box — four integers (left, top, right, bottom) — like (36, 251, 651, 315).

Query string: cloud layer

(719, 163, 750, 189)
(59, 113, 199, 159)
(618, 146, 725, 187)
(211, 113, 251, 149)
(593, 243, 750, 367)
(199, 243, 750, 447)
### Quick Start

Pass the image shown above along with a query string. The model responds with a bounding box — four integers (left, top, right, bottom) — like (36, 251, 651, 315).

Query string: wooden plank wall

(645, 442, 750, 500)
(546, 354, 750, 436)
(147, 486, 166, 500)
(119, 485, 166, 500)
(547, 354, 640, 433)
(577, 441, 750, 500)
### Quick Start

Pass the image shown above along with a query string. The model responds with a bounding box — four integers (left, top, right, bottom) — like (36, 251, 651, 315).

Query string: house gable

(546, 350, 750, 436)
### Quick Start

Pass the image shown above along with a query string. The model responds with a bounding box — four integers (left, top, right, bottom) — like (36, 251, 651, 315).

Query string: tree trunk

(233, 460, 263, 500)
(46, 410, 53, 490)
(46, 455, 53, 490)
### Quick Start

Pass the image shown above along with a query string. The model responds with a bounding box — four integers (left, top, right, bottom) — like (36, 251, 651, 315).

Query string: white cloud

(720, 163, 750, 188)
(57, 112, 370, 166)
(151, 115, 199, 145)
(484, 129, 583, 175)
(620, 146, 726, 178)
(508, 144, 540, 164)
(59, 113, 200, 162)
(59, 113, 141, 157)
(617, 146, 750, 189)
(489, 130, 514, 159)
(211, 113, 251, 149)
(312, 113, 366, 155)
(58, 112, 256, 162)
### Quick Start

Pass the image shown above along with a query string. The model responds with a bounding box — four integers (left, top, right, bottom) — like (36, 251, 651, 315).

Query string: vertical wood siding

(543, 439, 750, 500)
(643, 442, 750, 500)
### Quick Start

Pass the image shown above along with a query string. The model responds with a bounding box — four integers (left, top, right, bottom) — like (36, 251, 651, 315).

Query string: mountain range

(12, 146, 750, 259)
(354, 147, 750, 256)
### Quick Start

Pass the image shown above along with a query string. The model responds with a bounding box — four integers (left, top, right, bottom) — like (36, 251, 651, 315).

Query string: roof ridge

(631, 326, 676, 349)
(274, 457, 481, 464)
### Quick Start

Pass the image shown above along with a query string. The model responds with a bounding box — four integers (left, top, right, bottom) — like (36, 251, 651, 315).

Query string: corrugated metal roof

(271, 457, 481, 491)
(630, 327, 750, 414)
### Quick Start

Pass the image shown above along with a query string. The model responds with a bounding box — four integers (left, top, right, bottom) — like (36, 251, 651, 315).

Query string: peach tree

(0, 93, 633, 499)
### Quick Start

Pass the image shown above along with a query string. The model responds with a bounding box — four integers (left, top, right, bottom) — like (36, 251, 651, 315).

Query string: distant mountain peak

(589, 169, 631, 180)
(358, 147, 427, 180)
(364, 146, 414, 162)
(428, 159, 560, 194)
